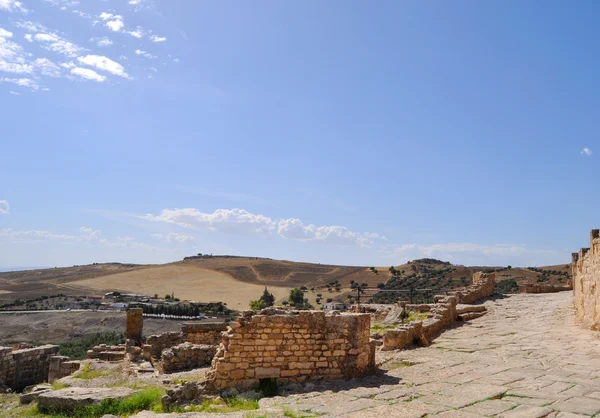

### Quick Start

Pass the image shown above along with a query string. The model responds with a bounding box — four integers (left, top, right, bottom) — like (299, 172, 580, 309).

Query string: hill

(0, 256, 573, 309)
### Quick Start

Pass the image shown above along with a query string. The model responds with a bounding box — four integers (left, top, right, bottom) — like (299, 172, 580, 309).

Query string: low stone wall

(144, 332, 186, 359)
(382, 295, 457, 350)
(522, 283, 572, 294)
(183, 323, 227, 345)
(573, 229, 600, 329)
(86, 344, 126, 361)
(204, 308, 375, 391)
(450, 272, 496, 304)
(0, 345, 59, 391)
(159, 343, 217, 373)
(48, 356, 81, 383)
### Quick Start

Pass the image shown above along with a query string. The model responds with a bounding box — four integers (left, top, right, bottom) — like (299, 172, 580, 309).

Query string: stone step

(456, 304, 487, 315)
(458, 312, 487, 321)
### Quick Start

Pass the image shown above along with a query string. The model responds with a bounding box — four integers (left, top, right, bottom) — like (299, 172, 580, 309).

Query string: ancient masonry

(573, 229, 600, 329)
(0, 345, 59, 391)
(204, 309, 375, 391)
(380, 273, 496, 350)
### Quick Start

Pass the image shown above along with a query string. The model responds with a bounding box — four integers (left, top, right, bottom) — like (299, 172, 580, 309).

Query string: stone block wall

(48, 356, 81, 383)
(86, 344, 126, 361)
(204, 309, 375, 391)
(0, 345, 59, 391)
(451, 272, 496, 304)
(159, 343, 217, 373)
(382, 295, 458, 350)
(183, 323, 227, 345)
(145, 332, 186, 359)
(573, 229, 600, 329)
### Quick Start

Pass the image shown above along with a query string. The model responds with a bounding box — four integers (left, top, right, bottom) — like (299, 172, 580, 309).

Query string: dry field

(71, 264, 294, 310)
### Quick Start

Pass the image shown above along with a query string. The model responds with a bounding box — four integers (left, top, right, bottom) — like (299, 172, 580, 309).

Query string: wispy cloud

(99, 12, 124, 32)
(581, 147, 593, 157)
(0, 76, 42, 90)
(0, 200, 9, 214)
(71, 67, 106, 82)
(140, 207, 385, 248)
(77, 54, 129, 78)
(149, 35, 166, 43)
(135, 49, 156, 59)
(151, 232, 196, 243)
(90, 37, 113, 47)
(0, 0, 28, 13)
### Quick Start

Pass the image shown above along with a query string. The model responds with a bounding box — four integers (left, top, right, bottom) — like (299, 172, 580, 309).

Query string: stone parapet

(573, 229, 600, 329)
(182, 323, 227, 346)
(159, 343, 216, 373)
(0, 345, 59, 391)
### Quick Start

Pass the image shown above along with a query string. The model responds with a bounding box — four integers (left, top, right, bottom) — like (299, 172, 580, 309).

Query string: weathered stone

(37, 387, 137, 412)
(126, 308, 143, 346)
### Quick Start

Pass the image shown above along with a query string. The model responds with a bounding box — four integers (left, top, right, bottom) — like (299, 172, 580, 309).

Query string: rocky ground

(5, 291, 600, 417)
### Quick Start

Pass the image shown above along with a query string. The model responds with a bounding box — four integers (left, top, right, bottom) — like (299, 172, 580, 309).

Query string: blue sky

(0, 1, 598, 270)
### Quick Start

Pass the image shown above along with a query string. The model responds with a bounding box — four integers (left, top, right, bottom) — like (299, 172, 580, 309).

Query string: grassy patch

(167, 396, 259, 414)
(36, 386, 164, 417)
(382, 360, 419, 370)
(370, 323, 398, 332)
(51, 381, 70, 390)
(72, 362, 112, 380)
(405, 311, 429, 322)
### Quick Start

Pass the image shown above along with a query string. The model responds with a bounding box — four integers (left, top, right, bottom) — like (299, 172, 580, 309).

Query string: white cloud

(127, 28, 144, 38)
(14, 20, 45, 32)
(277, 218, 374, 247)
(149, 35, 166, 43)
(0, 26, 33, 74)
(129, 0, 142, 4)
(32, 32, 83, 57)
(71, 67, 106, 82)
(90, 37, 113, 47)
(33, 58, 61, 77)
(581, 147, 592, 157)
(151, 232, 196, 243)
(0, 0, 28, 13)
(0, 77, 41, 90)
(59, 60, 75, 69)
(9, 90, 19, 95)
(99, 12, 124, 32)
(135, 49, 156, 59)
(142, 208, 277, 236)
(0, 200, 9, 214)
(142, 207, 383, 247)
(77, 54, 128, 78)
(79, 226, 101, 241)
(23, 33, 32, 42)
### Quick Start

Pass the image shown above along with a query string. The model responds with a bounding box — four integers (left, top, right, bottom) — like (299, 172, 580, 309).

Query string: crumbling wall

(382, 295, 458, 350)
(159, 343, 217, 373)
(48, 356, 81, 383)
(183, 323, 227, 345)
(451, 272, 496, 304)
(573, 229, 600, 329)
(86, 344, 126, 361)
(144, 332, 186, 359)
(0, 345, 59, 391)
(204, 309, 375, 391)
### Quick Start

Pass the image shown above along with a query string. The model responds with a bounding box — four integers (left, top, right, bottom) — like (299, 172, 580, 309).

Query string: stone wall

(144, 332, 186, 360)
(0, 345, 59, 391)
(159, 343, 217, 373)
(48, 356, 81, 383)
(183, 323, 227, 345)
(86, 344, 126, 361)
(450, 272, 496, 304)
(573, 229, 600, 329)
(204, 309, 375, 391)
(382, 295, 458, 350)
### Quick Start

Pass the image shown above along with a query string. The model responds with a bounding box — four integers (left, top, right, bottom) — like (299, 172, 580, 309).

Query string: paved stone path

(255, 292, 600, 417)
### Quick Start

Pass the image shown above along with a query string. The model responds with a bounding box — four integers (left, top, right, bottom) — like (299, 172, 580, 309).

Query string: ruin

(204, 309, 375, 391)
(572, 229, 600, 329)
(126, 307, 144, 346)
(0, 345, 59, 392)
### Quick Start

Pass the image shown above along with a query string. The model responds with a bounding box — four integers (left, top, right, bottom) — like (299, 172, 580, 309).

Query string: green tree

(164, 293, 171, 300)
(249, 299, 268, 310)
(289, 288, 305, 307)
(259, 287, 275, 307)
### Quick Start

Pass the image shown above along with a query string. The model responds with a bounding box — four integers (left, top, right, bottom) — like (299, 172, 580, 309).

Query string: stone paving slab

(168, 292, 600, 417)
